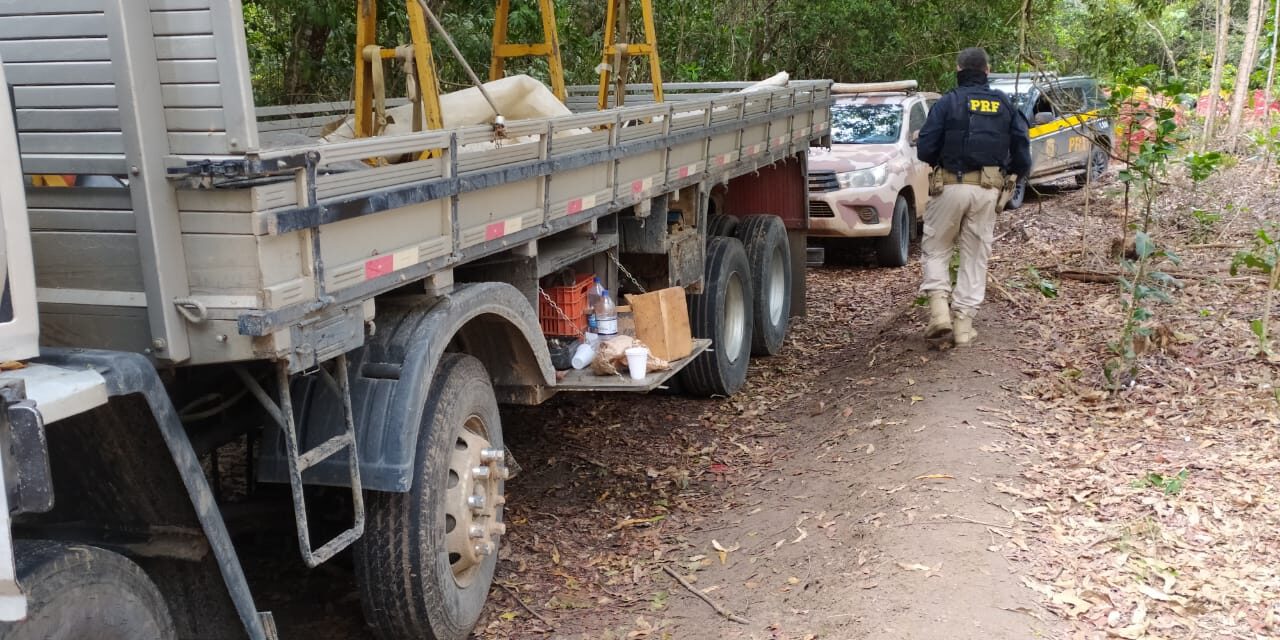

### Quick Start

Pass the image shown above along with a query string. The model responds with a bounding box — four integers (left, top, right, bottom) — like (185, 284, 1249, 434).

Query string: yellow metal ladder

(596, 0, 663, 110)
(489, 0, 567, 102)
(353, 0, 443, 155)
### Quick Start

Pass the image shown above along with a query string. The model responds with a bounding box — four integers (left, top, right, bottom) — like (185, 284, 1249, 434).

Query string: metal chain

(606, 251, 647, 294)
(538, 287, 585, 337)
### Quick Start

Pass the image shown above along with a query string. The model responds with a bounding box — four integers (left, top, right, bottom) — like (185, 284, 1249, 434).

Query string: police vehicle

(989, 73, 1112, 209)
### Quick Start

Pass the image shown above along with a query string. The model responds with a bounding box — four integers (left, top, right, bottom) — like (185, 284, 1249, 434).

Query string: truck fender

(260, 282, 556, 493)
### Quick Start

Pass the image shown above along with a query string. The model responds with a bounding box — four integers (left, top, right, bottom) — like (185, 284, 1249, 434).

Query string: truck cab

(0, 58, 116, 627)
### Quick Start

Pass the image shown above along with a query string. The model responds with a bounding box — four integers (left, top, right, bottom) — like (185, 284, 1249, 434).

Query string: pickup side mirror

(1033, 111, 1055, 126)
(909, 130, 920, 146)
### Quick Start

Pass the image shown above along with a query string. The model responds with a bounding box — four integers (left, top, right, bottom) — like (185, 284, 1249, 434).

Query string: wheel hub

(724, 272, 746, 363)
(768, 246, 785, 325)
(444, 420, 507, 587)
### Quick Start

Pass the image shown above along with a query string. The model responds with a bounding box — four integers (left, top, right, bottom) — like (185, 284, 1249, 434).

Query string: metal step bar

(235, 356, 365, 567)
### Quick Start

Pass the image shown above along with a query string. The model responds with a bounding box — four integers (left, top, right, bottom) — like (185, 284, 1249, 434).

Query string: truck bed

(0, 1, 832, 369)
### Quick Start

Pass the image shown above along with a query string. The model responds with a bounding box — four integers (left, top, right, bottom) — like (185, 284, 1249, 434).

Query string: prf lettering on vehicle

(968, 99, 1001, 114)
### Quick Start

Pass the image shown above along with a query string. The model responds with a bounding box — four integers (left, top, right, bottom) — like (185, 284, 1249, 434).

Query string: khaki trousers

(919, 183, 997, 316)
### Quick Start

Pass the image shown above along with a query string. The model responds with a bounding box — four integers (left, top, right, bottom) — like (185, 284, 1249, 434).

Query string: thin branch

(891, 515, 1015, 529)
(495, 582, 556, 629)
(661, 565, 752, 625)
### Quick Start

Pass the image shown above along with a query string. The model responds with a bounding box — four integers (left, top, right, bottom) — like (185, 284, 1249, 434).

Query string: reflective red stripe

(485, 221, 505, 241)
(365, 255, 393, 280)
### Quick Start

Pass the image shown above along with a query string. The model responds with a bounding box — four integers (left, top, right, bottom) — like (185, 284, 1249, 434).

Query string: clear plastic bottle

(595, 287, 618, 336)
(586, 277, 604, 332)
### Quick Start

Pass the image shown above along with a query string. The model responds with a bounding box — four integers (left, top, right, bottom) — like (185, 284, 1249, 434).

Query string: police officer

(916, 47, 1031, 347)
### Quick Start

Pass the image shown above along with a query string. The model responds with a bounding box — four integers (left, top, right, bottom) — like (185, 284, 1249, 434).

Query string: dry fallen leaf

(896, 562, 932, 572)
(914, 474, 955, 481)
(711, 539, 740, 564)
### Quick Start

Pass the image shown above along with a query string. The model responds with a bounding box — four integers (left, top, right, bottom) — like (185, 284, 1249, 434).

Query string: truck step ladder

(490, 0, 567, 102)
(235, 356, 365, 568)
(597, 0, 664, 110)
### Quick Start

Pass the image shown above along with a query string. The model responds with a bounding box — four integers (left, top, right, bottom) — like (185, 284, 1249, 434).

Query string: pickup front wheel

(874, 196, 912, 268)
(356, 353, 506, 640)
(1004, 177, 1027, 210)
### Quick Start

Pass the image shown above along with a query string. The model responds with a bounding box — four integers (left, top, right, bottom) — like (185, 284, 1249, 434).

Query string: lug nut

(469, 524, 486, 539)
(492, 522, 507, 535)
(467, 495, 487, 509)
(480, 448, 504, 463)
(471, 466, 491, 480)
(498, 465, 511, 480)
(474, 541, 493, 556)
(493, 495, 507, 506)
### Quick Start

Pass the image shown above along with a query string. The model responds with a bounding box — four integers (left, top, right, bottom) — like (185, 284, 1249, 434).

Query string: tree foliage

(242, 0, 1280, 106)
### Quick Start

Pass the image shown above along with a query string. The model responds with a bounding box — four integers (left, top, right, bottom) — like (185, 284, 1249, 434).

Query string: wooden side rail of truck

(0, 2, 832, 639)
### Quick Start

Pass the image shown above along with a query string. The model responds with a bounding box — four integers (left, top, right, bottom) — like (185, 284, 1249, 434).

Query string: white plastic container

(624, 346, 649, 380)
(571, 342, 596, 370)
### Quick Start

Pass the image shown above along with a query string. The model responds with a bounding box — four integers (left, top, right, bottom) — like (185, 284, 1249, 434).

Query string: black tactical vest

(939, 84, 1014, 174)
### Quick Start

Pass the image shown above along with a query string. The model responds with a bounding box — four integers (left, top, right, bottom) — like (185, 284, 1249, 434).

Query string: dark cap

(957, 48, 990, 72)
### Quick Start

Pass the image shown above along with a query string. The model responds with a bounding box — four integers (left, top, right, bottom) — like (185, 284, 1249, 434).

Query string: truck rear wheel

(355, 354, 506, 640)
(0, 540, 175, 640)
(707, 214, 739, 238)
(680, 237, 754, 396)
(734, 215, 791, 355)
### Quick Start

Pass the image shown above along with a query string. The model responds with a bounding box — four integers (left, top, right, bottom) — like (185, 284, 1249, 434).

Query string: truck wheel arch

(261, 282, 555, 494)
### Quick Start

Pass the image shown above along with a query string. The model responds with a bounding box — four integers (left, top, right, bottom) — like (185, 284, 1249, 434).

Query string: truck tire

(874, 196, 911, 268)
(734, 215, 792, 355)
(355, 354, 506, 640)
(680, 237, 754, 396)
(0, 540, 175, 640)
(707, 214, 739, 238)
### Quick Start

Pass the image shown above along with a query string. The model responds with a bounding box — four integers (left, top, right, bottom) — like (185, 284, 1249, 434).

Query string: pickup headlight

(836, 164, 889, 188)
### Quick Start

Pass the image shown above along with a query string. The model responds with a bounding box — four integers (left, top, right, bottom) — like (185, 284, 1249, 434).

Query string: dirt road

(245, 163, 1280, 639)
(254, 238, 1067, 638)
(475, 259, 1063, 640)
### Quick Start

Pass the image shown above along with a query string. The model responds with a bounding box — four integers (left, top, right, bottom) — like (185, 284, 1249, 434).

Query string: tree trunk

(283, 13, 332, 104)
(1266, 0, 1279, 120)
(1203, 0, 1232, 148)
(1226, 0, 1266, 151)
(1145, 19, 1179, 77)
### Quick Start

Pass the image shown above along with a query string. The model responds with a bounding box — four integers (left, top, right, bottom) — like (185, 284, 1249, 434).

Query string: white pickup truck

(0, 2, 832, 639)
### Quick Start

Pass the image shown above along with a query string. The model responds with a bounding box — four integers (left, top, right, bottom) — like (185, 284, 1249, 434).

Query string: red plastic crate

(539, 274, 593, 337)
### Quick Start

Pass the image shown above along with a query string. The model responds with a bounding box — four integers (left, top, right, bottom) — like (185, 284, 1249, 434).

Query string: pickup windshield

(830, 104, 902, 144)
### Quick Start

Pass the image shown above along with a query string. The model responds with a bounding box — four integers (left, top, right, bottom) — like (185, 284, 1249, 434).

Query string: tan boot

(925, 291, 952, 339)
(953, 311, 977, 347)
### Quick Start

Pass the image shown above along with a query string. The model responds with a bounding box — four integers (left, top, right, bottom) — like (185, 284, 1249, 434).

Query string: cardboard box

(626, 287, 693, 362)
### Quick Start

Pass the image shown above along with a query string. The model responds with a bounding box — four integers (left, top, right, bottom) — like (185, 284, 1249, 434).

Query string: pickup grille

(810, 201, 835, 218)
(808, 170, 839, 193)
